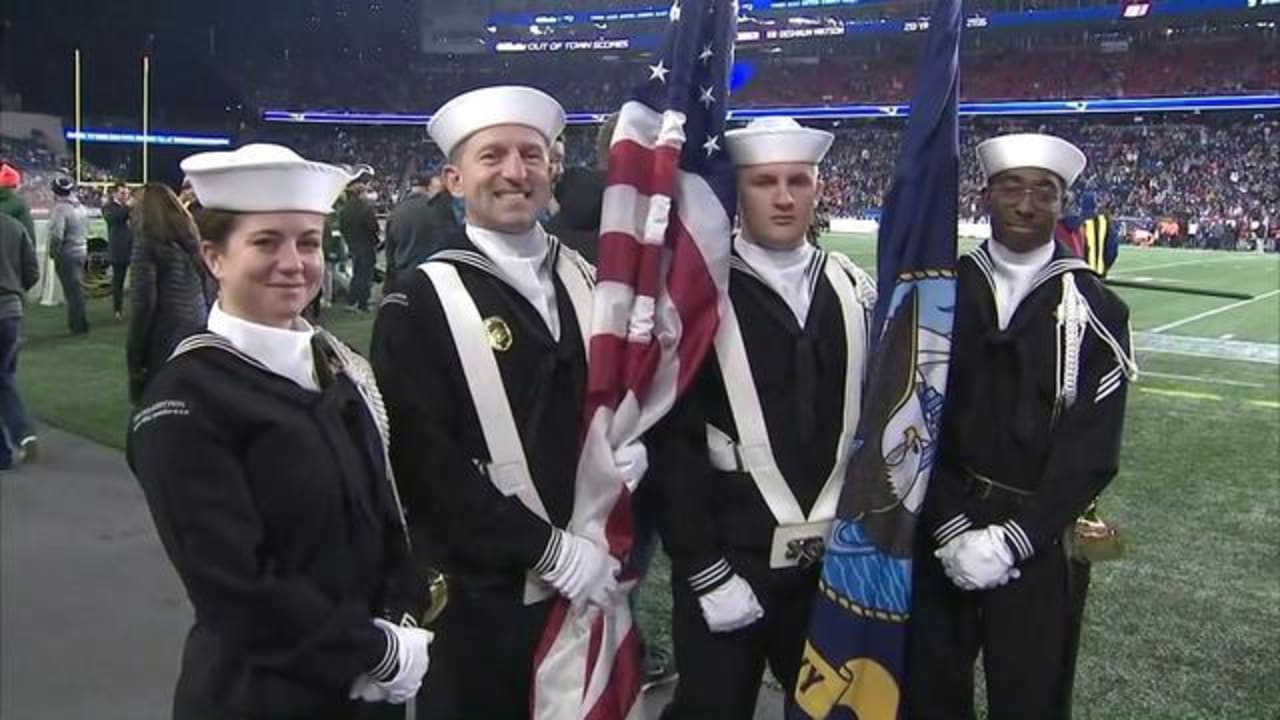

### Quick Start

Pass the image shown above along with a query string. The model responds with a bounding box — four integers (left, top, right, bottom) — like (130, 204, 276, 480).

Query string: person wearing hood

(371, 86, 618, 720)
(128, 143, 433, 719)
(48, 175, 90, 334)
(906, 134, 1137, 720)
(0, 163, 37, 245)
(652, 117, 876, 719)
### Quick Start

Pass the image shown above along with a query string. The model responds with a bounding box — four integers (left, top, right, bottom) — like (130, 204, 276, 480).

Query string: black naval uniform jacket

(127, 333, 417, 720)
(653, 250, 872, 594)
(370, 228, 587, 597)
(924, 242, 1133, 562)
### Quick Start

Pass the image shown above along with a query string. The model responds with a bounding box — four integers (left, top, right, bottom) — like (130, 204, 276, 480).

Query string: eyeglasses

(990, 184, 1063, 207)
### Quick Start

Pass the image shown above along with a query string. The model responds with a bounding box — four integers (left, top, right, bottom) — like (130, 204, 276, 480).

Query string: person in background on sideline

(126, 183, 214, 404)
(102, 181, 135, 320)
(48, 175, 90, 335)
(0, 163, 37, 244)
(0, 212, 39, 469)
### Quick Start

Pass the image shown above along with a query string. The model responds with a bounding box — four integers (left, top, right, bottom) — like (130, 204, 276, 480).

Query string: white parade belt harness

(709, 254, 870, 569)
(420, 241, 594, 604)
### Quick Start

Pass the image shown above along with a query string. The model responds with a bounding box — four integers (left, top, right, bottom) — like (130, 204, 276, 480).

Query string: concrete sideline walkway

(0, 425, 782, 719)
(1, 424, 187, 720)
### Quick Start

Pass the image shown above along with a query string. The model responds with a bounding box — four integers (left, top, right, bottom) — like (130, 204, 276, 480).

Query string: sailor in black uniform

(906, 133, 1138, 720)
(128, 143, 433, 720)
(654, 117, 876, 719)
(370, 86, 621, 720)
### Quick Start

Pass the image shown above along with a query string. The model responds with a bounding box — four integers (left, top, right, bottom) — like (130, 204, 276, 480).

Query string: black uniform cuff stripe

(689, 559, 733, 594)
(369, 624, 399, 682)
(1002, 520, 1035, 561)
(533, 530, 563, 576)
(935, 514, 972, 546)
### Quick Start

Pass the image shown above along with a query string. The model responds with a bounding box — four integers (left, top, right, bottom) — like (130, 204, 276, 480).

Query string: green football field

(14, 237, 1280, 718)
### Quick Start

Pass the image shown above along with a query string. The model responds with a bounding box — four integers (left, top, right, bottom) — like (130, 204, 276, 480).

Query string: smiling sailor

(129, 143, 433, 719)
(370, 86, 620, 720)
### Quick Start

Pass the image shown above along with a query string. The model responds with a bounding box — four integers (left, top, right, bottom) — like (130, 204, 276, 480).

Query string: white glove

(698, 574, 765, 633)
(613, 441, 649, 488)
(541, 532, 621, 607)
(936, 526, 1021, 591)
(349, 619, 433, 704)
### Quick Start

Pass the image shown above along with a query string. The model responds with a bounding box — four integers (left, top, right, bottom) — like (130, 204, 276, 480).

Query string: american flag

(531, 2, 738, 719)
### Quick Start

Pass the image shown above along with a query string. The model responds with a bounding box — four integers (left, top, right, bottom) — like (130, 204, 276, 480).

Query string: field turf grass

(16, 237, 1279, 718)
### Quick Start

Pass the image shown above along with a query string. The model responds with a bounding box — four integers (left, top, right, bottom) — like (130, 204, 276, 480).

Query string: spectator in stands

(48, 175, 90, 335)
(126, 183, 214, 404)
(384, 169, 458, 281)
(102, 182, 135, 320)
(338, 170, 381, 313)
(0, 212, 40, 469)
(0, 163, 36, 244)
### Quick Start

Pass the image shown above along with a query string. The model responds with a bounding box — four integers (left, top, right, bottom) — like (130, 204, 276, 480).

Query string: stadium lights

(262, 94, 1280, 128)
(63, 130, 232, 147)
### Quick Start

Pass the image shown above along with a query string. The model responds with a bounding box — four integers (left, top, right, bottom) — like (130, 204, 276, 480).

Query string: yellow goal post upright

(71, 49, 152, 191)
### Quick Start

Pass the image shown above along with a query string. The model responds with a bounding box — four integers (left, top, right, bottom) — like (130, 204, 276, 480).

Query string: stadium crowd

(736, 40, 1280, 105)
(815, 116, 1278, 225)
(229, 33, 1278, 114)
(5, 115, 1276, 248)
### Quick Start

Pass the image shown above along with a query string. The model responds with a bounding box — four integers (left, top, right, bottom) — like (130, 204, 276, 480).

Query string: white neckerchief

(207, 302, 319, 391)
(988, 240, 1054, 330)
(735, 233, 817, 327)
(466, 223, 560, 340)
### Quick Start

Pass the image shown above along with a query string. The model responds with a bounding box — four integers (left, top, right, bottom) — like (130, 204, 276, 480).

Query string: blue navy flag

(792, 0, 961, 717)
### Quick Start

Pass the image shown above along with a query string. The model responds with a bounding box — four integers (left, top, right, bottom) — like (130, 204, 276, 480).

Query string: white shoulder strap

(420, 262, 550, 523)
(714, 296, 806, 524)
(810, 255, 870, 520)
(422, 260, 565, 604)
(712, 253, 871, 525)
(552, 242, 594, 353)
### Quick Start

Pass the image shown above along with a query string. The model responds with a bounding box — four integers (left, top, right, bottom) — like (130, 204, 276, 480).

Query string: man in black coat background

(339, 172, 381, 312)
(384, 169, 458, 284)
(101, 182, 134, 320)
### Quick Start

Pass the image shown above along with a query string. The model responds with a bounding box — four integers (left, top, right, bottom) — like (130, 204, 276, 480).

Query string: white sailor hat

(428, 85, 566, 159)
(976, 133, 1087, 188)
(180, 143, 355, 214)
(725, 117, 834, 167)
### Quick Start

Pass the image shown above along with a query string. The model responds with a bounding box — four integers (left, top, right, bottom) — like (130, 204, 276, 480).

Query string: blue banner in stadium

(262, 94, 1280, 127)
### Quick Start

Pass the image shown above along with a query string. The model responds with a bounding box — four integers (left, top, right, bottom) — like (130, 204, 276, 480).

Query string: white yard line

(1111, 254, 1257, 275)
(1147, 289, 1280, 334)
(1134, 332, 1279, 365)
(1140, 371, 1264, 388)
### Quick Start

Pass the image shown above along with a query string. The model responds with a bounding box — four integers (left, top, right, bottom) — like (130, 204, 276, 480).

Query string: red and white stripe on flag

(530, 95, 732, 720)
